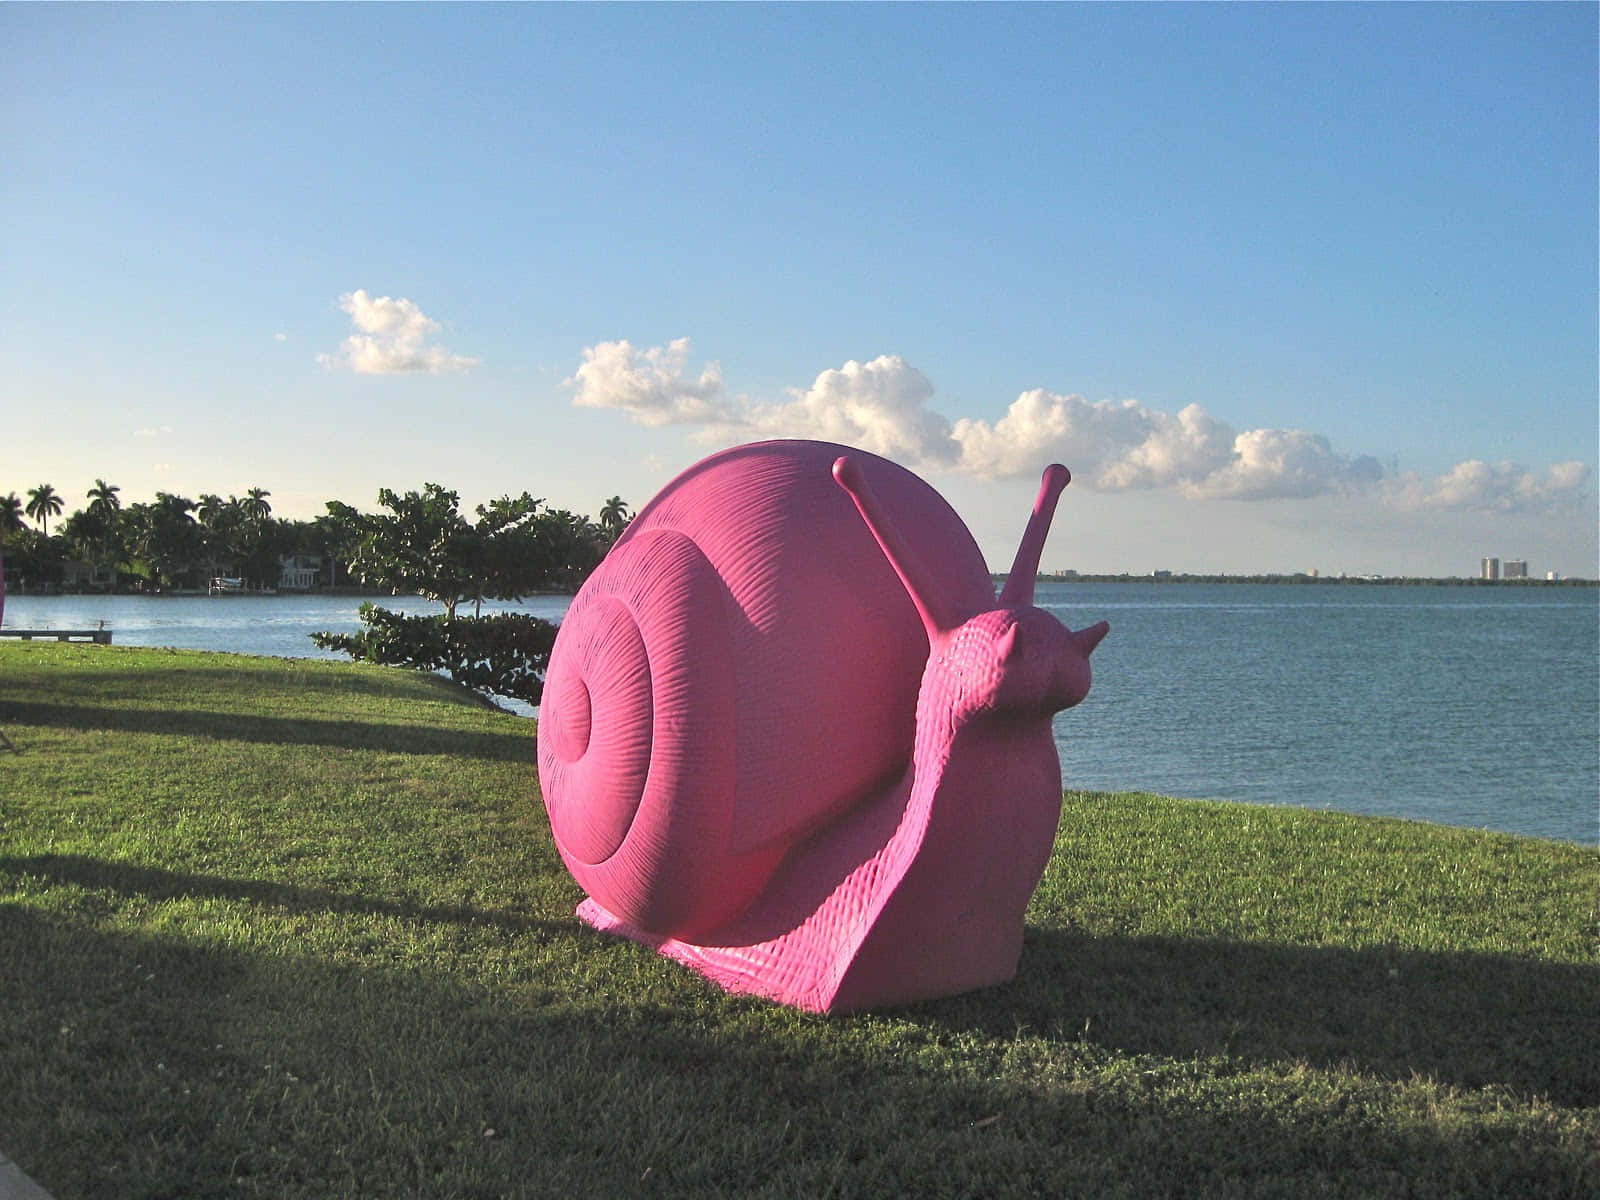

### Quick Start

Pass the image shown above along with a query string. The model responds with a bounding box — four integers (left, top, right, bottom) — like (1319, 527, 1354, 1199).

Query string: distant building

(59, 560, 118, 592)
(1503, 560, 1528, 579)
(278, 553, 322, 591)
(1481, 557, 1500, 580)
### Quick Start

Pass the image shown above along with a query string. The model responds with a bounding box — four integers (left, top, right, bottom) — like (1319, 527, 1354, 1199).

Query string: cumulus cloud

(317, 290, 479, 375)
(1188, 429, 1385, 500)
(568, 345, 956, 462)
(566, 338, 1588, 510)
(953, 392, 1224, 487)
(1092, 402, 1239, 491)
(1384, 459, 1592, 514)
(567, 338, 731, 425)
(951, 390, 1383, 500)
(738, 355, 958, 465)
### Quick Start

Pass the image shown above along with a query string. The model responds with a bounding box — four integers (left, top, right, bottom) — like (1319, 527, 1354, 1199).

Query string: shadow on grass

(7, 853, 1592, 1113)
(0, 904, 1593, 1199)
(1, 655, 513, 712)
(0, 700, 531, 761)
(916, 925, 1600, 1109)
(0, 853, 567, 939)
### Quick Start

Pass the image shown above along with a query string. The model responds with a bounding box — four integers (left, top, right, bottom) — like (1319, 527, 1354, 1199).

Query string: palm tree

(243, 487, 272, 525)
(83, 479, 125, 578)
(598, 495, 632, 538)
(196, 493, 229, 528)
(25, 484, 62, 536)
(86, 479, 121, 521)
(0, 493, 24, 535)
(196, 494, 239, 582)
(129, 493, 201, 589)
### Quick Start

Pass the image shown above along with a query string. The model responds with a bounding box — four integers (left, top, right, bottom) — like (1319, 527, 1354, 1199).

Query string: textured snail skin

(538, 439, 1107, 1013)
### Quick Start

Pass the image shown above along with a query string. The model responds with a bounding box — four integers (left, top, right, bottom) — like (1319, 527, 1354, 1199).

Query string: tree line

(3, 480, 635, 706)
(0, 479, 632, 597)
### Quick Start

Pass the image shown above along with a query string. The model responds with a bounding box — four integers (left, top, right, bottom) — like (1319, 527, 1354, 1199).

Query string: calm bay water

(4, 584, 1596, 845)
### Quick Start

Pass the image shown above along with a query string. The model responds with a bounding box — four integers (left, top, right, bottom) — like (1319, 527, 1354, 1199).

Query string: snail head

(936, 607, 1108, 720)
(832, 455, 1109, 720)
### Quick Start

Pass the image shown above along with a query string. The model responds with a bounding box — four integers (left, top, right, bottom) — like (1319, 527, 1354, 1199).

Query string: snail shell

(537, 439, 994, 940)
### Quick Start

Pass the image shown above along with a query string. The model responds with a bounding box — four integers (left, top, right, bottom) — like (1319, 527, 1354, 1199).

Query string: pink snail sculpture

(537, 439, 1108, 1012)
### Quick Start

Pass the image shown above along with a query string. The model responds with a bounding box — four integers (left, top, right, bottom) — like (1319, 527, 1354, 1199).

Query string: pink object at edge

(538, 439, 1107, 1013)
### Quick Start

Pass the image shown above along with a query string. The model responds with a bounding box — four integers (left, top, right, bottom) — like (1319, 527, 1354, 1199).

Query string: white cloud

(273, 332, 289, 343)
(568, 344, 957, 462)
(565, 338, 1589, 510)
(567, 338, 730, 425)
(1093, 403, 1239, 491)
(1384, 459, 1592, 514)
(1190, 429, 1385, 501)
(952, 390, 1382, 499)
(953, 391, 1214, 485)
(737, 355, 958, 465)
(317, 290, 480, 375)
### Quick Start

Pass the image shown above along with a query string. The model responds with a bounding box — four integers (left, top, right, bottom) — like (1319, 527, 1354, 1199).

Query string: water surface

(4, 584, 1595, 844)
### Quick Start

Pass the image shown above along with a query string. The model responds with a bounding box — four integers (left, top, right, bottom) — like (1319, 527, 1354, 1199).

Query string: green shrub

(310, 602, 558, 704)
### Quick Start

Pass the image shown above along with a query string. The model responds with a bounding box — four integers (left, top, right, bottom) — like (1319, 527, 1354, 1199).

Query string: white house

(277, 554, 322, 591)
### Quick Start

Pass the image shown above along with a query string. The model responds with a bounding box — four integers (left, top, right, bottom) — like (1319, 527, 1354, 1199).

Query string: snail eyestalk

(833, 455, 959, 637)
(999, 464, 1071, 607)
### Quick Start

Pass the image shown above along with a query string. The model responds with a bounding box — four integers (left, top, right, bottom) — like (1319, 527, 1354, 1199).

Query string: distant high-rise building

(1481, 557, 1500, 580)
(1504, 560, 1528, 579)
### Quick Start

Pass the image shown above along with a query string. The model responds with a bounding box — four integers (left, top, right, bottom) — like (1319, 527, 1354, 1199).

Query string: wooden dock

(0, 627, 113, 644)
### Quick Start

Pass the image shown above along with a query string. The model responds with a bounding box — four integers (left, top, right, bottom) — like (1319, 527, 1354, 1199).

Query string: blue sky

(3, 3, 1595, 577)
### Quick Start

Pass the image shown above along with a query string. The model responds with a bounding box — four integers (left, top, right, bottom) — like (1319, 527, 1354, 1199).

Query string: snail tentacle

(1000, 464, 1072, 607)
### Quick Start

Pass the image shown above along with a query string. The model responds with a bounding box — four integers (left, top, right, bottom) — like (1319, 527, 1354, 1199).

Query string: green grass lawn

(1, 641, 1595, 1199)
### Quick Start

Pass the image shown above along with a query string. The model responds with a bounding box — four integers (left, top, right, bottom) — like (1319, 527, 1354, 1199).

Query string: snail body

(538, 439, 1107, 1012)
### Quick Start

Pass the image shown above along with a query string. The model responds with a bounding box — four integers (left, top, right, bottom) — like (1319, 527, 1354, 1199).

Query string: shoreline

(8, 577, 1597, 598)
(1011, 573, 1598, 587)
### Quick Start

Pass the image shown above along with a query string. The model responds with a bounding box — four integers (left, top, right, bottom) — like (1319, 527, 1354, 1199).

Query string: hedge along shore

(0, 641, 1596, 1199)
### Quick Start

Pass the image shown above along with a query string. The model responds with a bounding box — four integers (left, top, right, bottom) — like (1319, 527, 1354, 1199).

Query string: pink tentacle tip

(1044, 464, 1072, 490)
(832, 455, 864, 493)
